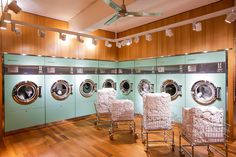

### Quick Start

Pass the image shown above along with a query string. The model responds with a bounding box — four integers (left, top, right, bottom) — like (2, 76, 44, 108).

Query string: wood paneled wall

(117, 0, 234, 60)
(0, 12, 117, 61)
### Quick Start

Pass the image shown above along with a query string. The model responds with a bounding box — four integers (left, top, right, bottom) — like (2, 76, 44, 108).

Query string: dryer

(4, 54, 45, 132)
(185, 51, 226, 118)
(134, 59, 156, 114)
(75, 60, 98, 117)
(156, 56, 186, 123)
(98, 61, 117, 90)
(45, 57, 75, 123)
(117, 61, 135, 101)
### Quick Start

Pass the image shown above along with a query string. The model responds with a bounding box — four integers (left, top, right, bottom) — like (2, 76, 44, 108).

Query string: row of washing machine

(4, 50, 227, 132)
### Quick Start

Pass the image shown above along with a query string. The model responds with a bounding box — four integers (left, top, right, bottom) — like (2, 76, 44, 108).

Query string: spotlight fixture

(59, 33, 66, 41)
(116, 41, 121, 48)
(165, 28, 173, 37)
(77, 35, 84, 43)
(1, 12, 11, 23)
(105, 41, 112, 48)
(192, 22, 202, 32)
(126, 39, 132, 46)
(225, 10, 236, 23)
(11, 23, 21, 36)
(92, 38, 97, 45)
(134, 36, 140, 43)
(38, 29, 46, 38)
(7, 0, 21, 14)
(145, 33, 152, 41)
(0, 20, 7, 30)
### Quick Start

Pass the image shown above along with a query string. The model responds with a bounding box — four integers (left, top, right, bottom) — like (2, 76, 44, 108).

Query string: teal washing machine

(134, 59, 156, 114)
(117, 61, 135, 101)
(98, 61, 118, 90)
(4, 54, 45, 132)
(74, 59, 98, 117)
(156, 56, 186, 123)
(185, 51, 227, 118)
(45, 57, 75, 123)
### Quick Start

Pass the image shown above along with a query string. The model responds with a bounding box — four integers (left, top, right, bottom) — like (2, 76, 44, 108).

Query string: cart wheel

(142, 140, 145, 144)
(144, 147, 148, 152)
(94, 120, 98, 125)
(171, 145, 175, 152)
(208, 150, 214, 157)
(179, 151, 185, 157)
(109, 134, 114, 140)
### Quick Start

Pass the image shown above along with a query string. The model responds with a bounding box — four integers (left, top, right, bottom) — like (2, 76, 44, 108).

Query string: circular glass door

(161, 80, 181, 101)
(51, 80, 72, 100)
(138, 79, 152, 96)
(191, 80, 217, 105)
(102, 79, 115, 89)
(12, 81, 41, 105)
(120, 80, 132, 95)
(80, 79, 96, 97)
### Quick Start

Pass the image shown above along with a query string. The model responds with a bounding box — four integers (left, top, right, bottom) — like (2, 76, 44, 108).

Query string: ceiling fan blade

(104, 14, 121, 25)
(127, 12, 162, 17)
(103, 0, 122, 12)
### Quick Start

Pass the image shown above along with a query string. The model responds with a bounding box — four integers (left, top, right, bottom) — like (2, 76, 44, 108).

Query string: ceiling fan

(103, 0, 162, 25)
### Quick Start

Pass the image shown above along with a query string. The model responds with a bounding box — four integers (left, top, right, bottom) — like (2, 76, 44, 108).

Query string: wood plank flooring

(0, 116, 235, 157)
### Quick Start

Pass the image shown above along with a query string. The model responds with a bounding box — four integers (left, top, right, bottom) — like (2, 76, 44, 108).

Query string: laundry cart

(141, 93, 175, 152)
(94, 88, 116, 127)
(179, 106, 228, 157)
(109, 99, 137, 140)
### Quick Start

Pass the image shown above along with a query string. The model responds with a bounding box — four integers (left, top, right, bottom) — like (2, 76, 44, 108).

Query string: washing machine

(4, 54, 45, 132)
(134, 59, 156, 114)
(117, 61, 135, 101)
(156, 56, 186, 123)
(45, 57, 76, 123)
(75, 59, 98, 117)
(98, 61, 117, 90)
(185, 51, 227, 118)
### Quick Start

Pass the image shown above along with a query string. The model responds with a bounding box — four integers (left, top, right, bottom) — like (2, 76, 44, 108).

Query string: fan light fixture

(59, 33, 66, 41)
(105, 41, 112, 48)
(225, 10, 236, 23)
(145, 34, 152, 41)
(165, 28, 173, 37)
(192, 22, 202, 32)
(38, 29, 46, 38)
(77, 35, 84, 43)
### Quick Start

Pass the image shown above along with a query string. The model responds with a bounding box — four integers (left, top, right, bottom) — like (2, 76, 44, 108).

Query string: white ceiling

(6, 0, 220, 33)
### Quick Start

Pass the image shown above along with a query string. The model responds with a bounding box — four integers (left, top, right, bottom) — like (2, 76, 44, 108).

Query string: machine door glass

(80, 79, 97, 97)
(138, 79, 154, 96)
(51, 80, 72, 100)
(191, 80, 220, 105)
(102, 79, 116, 89)
(12, 81, 41, 105)
(161, 80, 182, 101)
(120, 80, 132, 95)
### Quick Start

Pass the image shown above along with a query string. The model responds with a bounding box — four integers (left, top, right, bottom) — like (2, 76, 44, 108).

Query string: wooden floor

(0, 116, 236, 157)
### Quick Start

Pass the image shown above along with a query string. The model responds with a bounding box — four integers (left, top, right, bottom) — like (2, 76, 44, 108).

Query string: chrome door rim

(79, 79, 96, 97)
(161, 80, 181, 101)
(138, 79, 151, 96)
(51, 80, 71, 100)
(102, 79, 115, 89)
(120, 80, 132, 95)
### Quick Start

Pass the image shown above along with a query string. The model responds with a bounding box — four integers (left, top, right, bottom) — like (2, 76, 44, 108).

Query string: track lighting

(105, 41, 112, 48)
(59, 33, 66, 41)
(2, 12, 11, 23)
(11, 23, 21, 36)
(126, 39, 132, 46)
(7, 0, 21, 14)
(134, 36, 140, 43)
(165, 28, 173, 37)
(225, 10, 236, 23)
(92, 38, 97, 45)
(38, 29, 46, 38)
(0, 20, 7, 30)
(145, 33, 152, 41)
(192, 22, 202, 32)
(77, 35, 84, 43)
(116, 41, 121, 48)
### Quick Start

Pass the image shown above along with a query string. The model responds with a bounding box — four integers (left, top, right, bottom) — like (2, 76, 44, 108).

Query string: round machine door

(138, 79, 154, 96)
(80, 79, 97, 98)
(12, 81, 42, 105)
(161, 80, 182, 101)
(191, 80, 221, 105)
(51, 80, 72, 100)
(120, 80, 133, 95)
(102, 79, 116, 89)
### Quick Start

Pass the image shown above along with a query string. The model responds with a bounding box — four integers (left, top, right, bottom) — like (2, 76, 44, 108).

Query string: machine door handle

(216, 87, 221, 100)
(94, 83, 97, 92)
(150, 84, 154, 93)
(69, 84, 73, 95)
(38, 86, 42, 98)
(114, 83, 117, 90)
(179, 85, 182, 96)
(130, 83, 133, 92)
